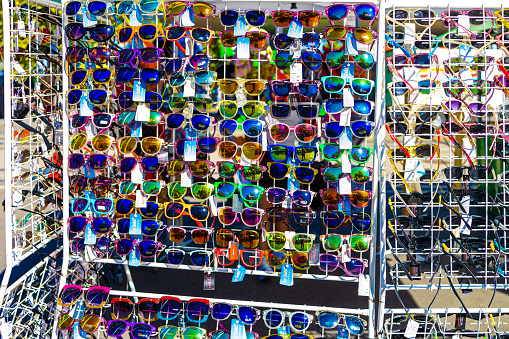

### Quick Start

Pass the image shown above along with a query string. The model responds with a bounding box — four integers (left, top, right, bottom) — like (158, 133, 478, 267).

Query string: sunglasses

(217, 79, 267, 96)
(324, 25, 377, 44)
(217, 141, 263, 161)
(116, 0, 161, 13)
(320, 189, 373, 207)
(387, 121, 436, 137)
(219, 119, 263, 138)
(272, 32, 322, 50)
(386, 32, 438, 50)
(263, 310, 313, 332)
(269, 123, 316, 143)
(316, 311, 367, 335)
(270, 79, 321, 97)
(214, 182, 264, 203)
(442, 99, 492, 118)
(164, 202, 210, 222)
(174, 137, 220, 156)
(321, 76, 374, 96)
(322, 211, 372, 231)
(68, 216, 114, 234)
(325, 3, 378, 22)
(65, 23, 114, 42)
(274, 50, 323, 72)
(67, 46, 114, 64)
(57, 285, 110, 307)
(388, 53, 438, 71)
(219, 9, 267, 26)
(442, 165, 492, 181)
(167, 182, 214, 201)
(215, 248, 265, 268)
(99, 136, 164, 155)
(167, 159, 215, 177)
(158, 326, 208, 339)
(321, 166, 373, 184)
(57, 313, 106, 333)
(165, 26, 215, 44)
(266, 250, 310, 270)
(68, 153, 115, 171)
(215, 228, 260, 247)
(264, 231, 315, 253)
(118, 179, 167, 197)
(217, 100, 265, 119)
(388, 144, 439, 161)
(323, 98, 374, 116)
(441, 9, 494, 27)
(67, 88, 109, 106)
(321, 233, 372, 252)
(319, 144, 373, 164)
(118, 91, 163, 110)
(266, 187, 316, 207)
(217, 207, 265, 227)
(388, 80, 439, 96)
(65, 0, 110, 16)
(318, 255, 367, 277)
(266, 162, 318, 185)
(115, 239, 163, 257)
(111, 298, 134, 320)
(166, 113, 216, 131)
(444, 55, 494, 75)
(115, 200, 162, 218)
(269, 102, 321, 119)
(116, 67, 164, 85)
(267, 145, 318, 164)
(388, 104, 440, 122)
(219, 31, 270, 49)
(70, 175, 113, 195)
(167, 96, 214, 114)
(326, 50, 375, 71)
(168, 227, 212, 244)
(323, 121, 375, 139)
(106, 320, 157, 339)
(266, 207, 317, 227)
(216, 162, 266, 182)
(167, 249, 211, 267)
(71, 197, 114, 215)
(441, 122, 494, 138)
(119, 24, 164, 43)
(70, 112, 116, 130)
(69, 68, 113, 85)
(271, 9, 322, 28)
(166, 1, 216, 18)
(119, 157, 161, 174)
(118, 47, 164, 64)
(164, 54, 211, 73)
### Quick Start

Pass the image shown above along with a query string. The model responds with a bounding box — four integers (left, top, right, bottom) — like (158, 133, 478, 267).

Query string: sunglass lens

(271, 103, 290, 118)
(137, 300, 158, 321)
(323, 211, 345, 228)
(350, 147, 371, 163)
(66, 1, 81, 15)
(107, 320, 128, 336)
(345, 316, 365, 335)
(59, 286, 82, 305)
(349, 190, 371, 207)
(322, 189, 341, 205)
(293, 234, 313, 252)
(219, 101, 238, 118)
(274, 33, 294, 50)
(138, 240, 159, 257)
(191, 229, 210, 244)
(327, 4, 347, 20)
(216, 228, 234, 245)
(299, 11, 321, 27)
(269, 145, 290, 161)
(294, 167, 315, 184)
(212, 303, 233, 320)
(349, 235, 370, 251)
(116, 238, 134, 255)
(290, 312, 310, 330)
(242, 165, 263, 181)
(243, 119, 263, 137)
(67, 46, 86, 63)
(220, 9, 238, 25)
(69, 216, 87, 233)
(273, 10, 293, 27)
(240, 185, 262, 202)
(301, 51, 322, 71)
(245, 10, 266, 26)
(167, 249, 185, 264)
(239, 230, 260, 248)
(351, 121, 374, 138)
(190, 205, 209, 221)
(265, 310, 284, 328)
(91, 217, 113, 233)
(187, 300, 209, 322)
(241, 208, 263, 226)
(317, 311, 340, 328)
(271, 80, 292, 96)
(298, 81, 319, 97)
(326, 51, 347, 69)
(275, 50, 294, 70)
(267, 187, 287, 204)
(325, 26, 346, 40)
(355, 4, 377, 20)
(238, 307, 258, 325)
(86, 287, 108, 307)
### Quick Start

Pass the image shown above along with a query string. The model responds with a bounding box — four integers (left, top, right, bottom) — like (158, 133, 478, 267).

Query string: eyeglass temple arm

(441, 263, 473, 318)
(387, 180, 417, 218)
(384, 34, 412, 58)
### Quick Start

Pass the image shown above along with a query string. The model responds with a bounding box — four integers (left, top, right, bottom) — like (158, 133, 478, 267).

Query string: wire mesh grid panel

(379, 0, 509, 333)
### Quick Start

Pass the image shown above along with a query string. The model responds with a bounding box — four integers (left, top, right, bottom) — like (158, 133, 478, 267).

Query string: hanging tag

(183, 79, 196, 97)
(12, 190, 23, 207)
(204, 272, 215, 290)
(232, 265, 246, 282)
(404, 319, 420, 339)
(460, 196, 471, 235)
(133, 81, 146, 102)
(181, 6, 195, 27)
(340, 109, 351, 126)
(342, 89, 355, 110)
(184, 36, 194, 55)
(287, 17, 303, 38)
(278, 327, 291, 336)
(130, 121, 143, 137)
(404, 159, 420, 181)
(136, 104, 150, 121)
(280, 263, 294, 286)
(70, 300, 85, 320)
(284, 231, 296, 250)
(185, 126, 197, 139)
(83, 163, 97, 178)
(341, 62, 355, 84)
(237, 37, 250, 59)
(341, 243, 351, 262)
(12, 61, 25, 75)
(291, 43, 302, 59)
(282, 196, 293, 209)
(234, 14, 248, 36)
(158, 148, 169, 163)
(129, 213, 142, 235)
(80, 95, 93, 117)
(339, 175, 352, 195)
(459, 68, 474, 86)
(84, 224, 97, 245)
(232, 194, 243, 212)
(17, 20, 26, 38)
(345, 11, 357, 27)
(181, 170, 193, 187)
(339, 128, 352, 150)
(235, 90, 248, 106)
(341, 195, 352, 213)
(129, 6, 143, 26)
(131, 164, 144, 184)
(403, 23, 416, 45)
(457, 15, 470, 36)
(72, 321, 86, 339)
(345, 33, 358, 56)
(341, 152, 351, 173)
(128, 244, 141, 266)
(308, 242, 320, 266)
(228, 241, 239, 261)
(183, 140, 197, 161)
(358, 274, 370, 297)
(262, 131, 268, 151)
(82, 6, 97, 27)
(135, 190, 147, 208)
(463, 138, 476, 158)
(231, 319, 247, 339)
(289, 63, 303, 84)
(208, 196, 218, 216)
(337, 327, 350, 339)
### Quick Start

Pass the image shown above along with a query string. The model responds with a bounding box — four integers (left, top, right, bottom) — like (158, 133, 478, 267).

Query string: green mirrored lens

(119, 181, 136, 195)
(268, 233, 286, 251)
(293, 234, 313, 252)
(322, 234, 342, 251)
(142, 181, 161, 195)
(349, 235, 370, 252)
(168, 182, 186, 199)
(192, 183, 213, 200)
(218, 162, 237, 178)
(219, 101, 238, 118)
(160, 326, 179, 339)
(351, 167, 370, 183)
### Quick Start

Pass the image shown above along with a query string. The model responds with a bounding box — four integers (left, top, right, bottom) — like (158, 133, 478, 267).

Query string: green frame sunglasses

(214, 182, 264, 202)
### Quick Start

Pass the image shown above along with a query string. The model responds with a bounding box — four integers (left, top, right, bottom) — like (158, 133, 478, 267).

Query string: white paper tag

(12, 61, 26, 74)
(316, 117, 322, 138)
(290, 63, 303, 84)
(358, 274, 370, 297)
(284, 231, 296, 250)
(136, 104, 150, 121)
(404, 158, 420, 181)
(232, 194, 243, 212)
(341, 243, 351, 262)
(404, 319, 420, 339)
(85, 124, 94, 138)
(237, 37, 250, 59)
(282, 196, 292, 209)
(457, 15, 470, 36)
(209, 196, 218, 216)
(12, 190, 23, 207)
(339, 175, 352, 195)
(340, 109, 351, 126)
(343, 88, 355, 108)
(185, 36, 194, 55)
(459, 196, 471, 235)
(262, 131, 268, 151)
(452, 335, 461, 339)
(341, 152, 351, 173)
(235, 90, 247, 106)
(463, 138, 476, 158)
(181, 171, 193, 187)
(135, 190, 147, 208)
(459, 68, 474, 86)
(183, 79, 196, 97)
(131, 164, 144, 184)
(17, 20, 26, 38)
(404, 23, 416, 45)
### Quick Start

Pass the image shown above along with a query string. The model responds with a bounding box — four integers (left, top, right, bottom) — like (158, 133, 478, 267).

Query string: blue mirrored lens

(93, 113, 113, 128)
(68, 89, 82, 105)
(132, 323, 153, 338)
(187, 301, 209, 322)
(268, 163, 287, 179)
(238, 307, 258, 325)
(298, 82, 319, 96)
(145, 92, 162, 110)
(189, 55, 210, 70)
(240, 186, 261, 201)
(138, 240, 158, 256)
(302, 32, 320, 49)
(350, 147, 371, 162)
(69, 216, 87, 232)
(243, 119, 263, 137)
(220, 10, 238, 25)
(324, 99, 343, 114)
(345, 316, 364, 335)
(190, 251, 209, 266)
(69, 154, 85, 170)
(191, 115, 211, 130)
(353, 100, 372, 115)
(323, 211, 344, 228)
(116, 199, 134, 214)
(297, 104, 318, 118)
(211, 303, 232, 320)
(159, 298, 181, 319)
(166, 114, 185, 129)
(107, 320, 127, 336)
(215, 182, 236, 198)
(301, 51, 322, 71)
(271, 103, 290, 118)
(141, 68, 162, 84)
(327, 4, 348, 20)
(290, 312, 310, 331)
(117, 67, 136, 83)
(292, 191, 312, 206)
(272, 82, 292, 97)
(140, 201, 160, 218)
(194, 71, 215, 85)
(118, 91, 133, 108)
(167, 250, 185, 265)
(265, 310, 283, 328)
(89, 89, 107, 104)
(294, 167, 315, 184)
(164, 59, 183, 73)
(317, 311, 340, 328)
(91, 217, 112, 233)
(245, 10, 265, 26)
(71, 70, 87, 85)
(116, 238, 134, 255)
(88, 1, 107, 15)
(120, 158, 137, 173)
(141, 220, 159, 236)
(66, 1, 81, 15)
(351, 121, 373, 138)
(275, 51, 293, 70)
(219, 120, 237, 137)
(117, 218, 130, 233)
(141, 156, 160, 172)
(198, 137, 218, 153)
(324, 122, 344, 138)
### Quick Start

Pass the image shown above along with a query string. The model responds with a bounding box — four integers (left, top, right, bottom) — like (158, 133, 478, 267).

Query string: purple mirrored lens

(267, 187, 286, 204)
(94, 198, 113, 213)
(221, 208, 236, 224)
(66, 46, 86, 63)
(69, 216, 87, 233)
(211, 303, 232, 320)
(344, 259, 365, 276)
(88, 154, 108, 170)
(469, 102, 488, 117)
(65, 23, 86, 40)
(120, 158, 137, 173)
(107, 320, 128, 337)
(187, 301, 209, 322)
(116, 238, 134, 255)
(86, 287, 109, 306)
(292, 190, 312, 206)
(60, 286, 82, 304)
(241, 208, 262, 226)
(69, 154, 85, 170)
(72, 198, 89, 213)
(444, 100, 461, 110)
(319, 254, 339, 272)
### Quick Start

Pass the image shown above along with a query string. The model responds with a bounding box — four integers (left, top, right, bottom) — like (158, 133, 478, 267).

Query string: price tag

(129, 6, 143, 26)
(337, 327, 349, 339)
(278, 327, 291, 335)
(84, 124, 94, 139)
(130, 121, 143, 137)
(131, 164, 144, 184)
(341, 243, 351, 262)
(287, 17, 303, 38)
(358, 274, 370, 297)
(282, 196, 292, 209)
(83, 163, 97, 180)
(183, 140, 197, 161)
(181, 170, 193, 187)
(463, 138, 476, 158)
(341, 152, 351, 173)
(136, 104, 150, 121)
(404, 158, 420, 181)
(84, 224, 97, 245)
(208, 196, 218, 216)
(183, 79, 196, 97)
(344, 32, 358, 56)
(72, 321, 86, 339)
(339, 175, 352, 195)
(404, 319, 420, 339)
(232, 265, 246, 283)
(279, 263, 294, 286)
(237, 37, 250, 59)
(135, 190, 147, 208)
(70, 300, 85, 320)
(404, 23, 416, 45)
(341, 62, 355, 83)
(128, 244, 141, 266)
(80, 95, 93, 117)
(133, 81, 146, 102)
(235, 90, 247, 106)
(231, 319, 247, 339)
(181, 6, 195, 27)
(339, 128, 352, 149)
(204, 272, 215, 290)
(158, 149, 169, 163)
(82, 6, 97, 27)
(457, 15, 470, 36)
(290, 63, 303, 83)
(308, 242, 320, 266)
(234, 14, 247, 36)
(129, 213, 142, 235)
(262, 131, 268, 151)
(343, 87, 355, 108)
(232, 194, 243, 213)
(284, 231, 296, 250)
(17, 20, 26, 38)
(340, 108, 351, 126)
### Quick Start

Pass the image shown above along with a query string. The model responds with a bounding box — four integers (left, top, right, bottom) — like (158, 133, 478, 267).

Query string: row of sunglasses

(68, 237, 369, 273)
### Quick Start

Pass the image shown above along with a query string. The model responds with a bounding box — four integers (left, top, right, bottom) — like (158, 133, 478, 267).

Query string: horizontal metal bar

(73, 258, 359, 282)
(383, 308, 509, 314)
(386, 284, 501, 290)
(105, 289, 370, 316)
(384, 1, 508, 8)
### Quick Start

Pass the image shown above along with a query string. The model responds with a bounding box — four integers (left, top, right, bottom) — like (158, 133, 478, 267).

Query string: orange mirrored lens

(119, 137, 137, 154)
(244, 80, 266, 95)
(141, 137, 163, 155)
(218, 141, 237, 159)
(242, 142, 262, 160)
(70, 133, 87, 151)
(299, 11, 321, 27)
(91, 135, 113, 152)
